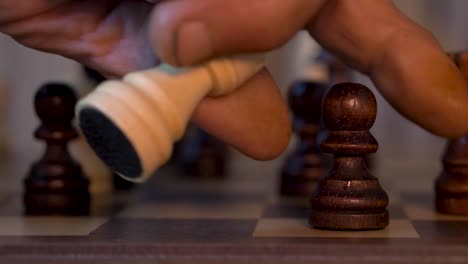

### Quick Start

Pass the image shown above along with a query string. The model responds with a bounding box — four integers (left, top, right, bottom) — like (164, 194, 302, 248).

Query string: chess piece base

(280, 170, 323, 197)
(24, 192, 90, 215)
(280, 152, 329, 197)
(309, 209, 389, 230)
(309, 162, 389, 230)
(435, 170, 468, 215)
(435, 195, 468, 215)
(280, 179, 318, 197)
(24, 173, 90, 215)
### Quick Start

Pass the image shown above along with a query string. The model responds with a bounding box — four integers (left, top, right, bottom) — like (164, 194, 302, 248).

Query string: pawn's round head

(288, 82, 328, 123)
(34, 83, 77, 125)
(322, 83, 377, 131)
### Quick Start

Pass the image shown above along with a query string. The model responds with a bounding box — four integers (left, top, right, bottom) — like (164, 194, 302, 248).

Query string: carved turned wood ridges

(24, 83, 90, 215)
(309, 83, 389, 230)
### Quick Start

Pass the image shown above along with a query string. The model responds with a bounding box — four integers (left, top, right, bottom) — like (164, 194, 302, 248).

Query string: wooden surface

(0, 137, 466, 263)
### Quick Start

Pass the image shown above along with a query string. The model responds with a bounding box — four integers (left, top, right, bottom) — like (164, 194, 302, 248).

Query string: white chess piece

(76, 54, 265, 182)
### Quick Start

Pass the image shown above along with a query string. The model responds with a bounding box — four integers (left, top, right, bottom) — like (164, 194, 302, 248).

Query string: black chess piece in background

(435, 52, 468, 215)
(309, 82, 388, 230)
(83, 66, 106, 83)
(177, 124, 227, 178)
(24, 83, 90, 215)
(435, 132, 468, 215)
(280, 81, 330, 196)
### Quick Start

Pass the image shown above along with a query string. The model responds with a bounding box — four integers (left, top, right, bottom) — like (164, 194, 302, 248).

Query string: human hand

(0, 0, 290, 160)
(2, 0, 468, 162)
(148, 0, 468, 138)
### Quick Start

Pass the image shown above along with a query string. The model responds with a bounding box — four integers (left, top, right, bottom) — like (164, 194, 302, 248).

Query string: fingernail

(175, 21, 213, 65)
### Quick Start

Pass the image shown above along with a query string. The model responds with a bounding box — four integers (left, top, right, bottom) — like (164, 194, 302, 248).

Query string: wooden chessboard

(0, 147, 467, 264)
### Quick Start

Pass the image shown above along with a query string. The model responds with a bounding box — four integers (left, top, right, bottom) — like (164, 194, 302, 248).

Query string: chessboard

(0, 146, 467, 264)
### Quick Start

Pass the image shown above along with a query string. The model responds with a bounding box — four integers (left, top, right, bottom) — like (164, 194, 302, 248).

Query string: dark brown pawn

(448, 51, 468, 81)
(24, 83, 90, 215)
(177, 124, 227, 178)
(326, 56, 375, 170)
(280, 81, 330, 196)
(435, 133, 468, 214)
(309, 83, 389, 230)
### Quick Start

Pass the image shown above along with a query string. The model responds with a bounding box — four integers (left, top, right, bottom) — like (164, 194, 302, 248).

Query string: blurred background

(0, 0, 466, 177)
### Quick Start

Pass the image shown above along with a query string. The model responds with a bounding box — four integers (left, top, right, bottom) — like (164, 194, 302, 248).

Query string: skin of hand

(149, 0, 468, 138)
(0, 0, 291, 160)
(1, 0, 468, 160)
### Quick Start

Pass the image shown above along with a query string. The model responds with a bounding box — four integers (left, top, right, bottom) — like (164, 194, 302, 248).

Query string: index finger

(310, 0, 468, 138)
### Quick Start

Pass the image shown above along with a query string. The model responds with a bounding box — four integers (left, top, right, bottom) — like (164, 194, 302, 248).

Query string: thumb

(148, 0, 325, 66)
